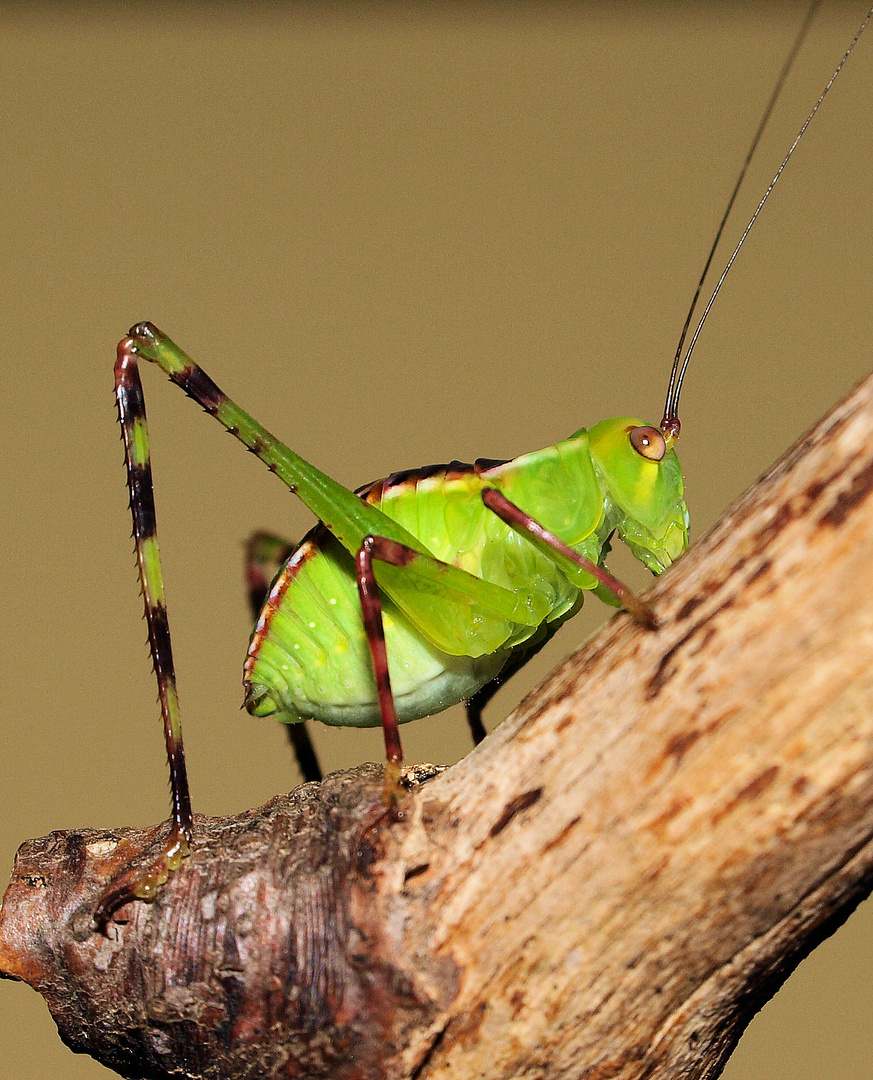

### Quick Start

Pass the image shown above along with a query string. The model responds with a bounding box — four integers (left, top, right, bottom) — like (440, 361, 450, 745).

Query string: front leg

(481, 488, 657, 629)
(458, 489, 658, 748)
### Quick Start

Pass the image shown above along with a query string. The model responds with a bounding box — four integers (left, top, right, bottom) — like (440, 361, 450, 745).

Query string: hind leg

(94, 342, 196, 929)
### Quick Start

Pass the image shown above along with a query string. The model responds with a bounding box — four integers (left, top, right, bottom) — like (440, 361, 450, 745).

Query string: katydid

(93, 1, 872, 928)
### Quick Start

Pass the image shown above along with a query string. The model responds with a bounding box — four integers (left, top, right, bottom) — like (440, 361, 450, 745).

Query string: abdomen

(244, 524, 509, 727)
(245, 456, 590, 727)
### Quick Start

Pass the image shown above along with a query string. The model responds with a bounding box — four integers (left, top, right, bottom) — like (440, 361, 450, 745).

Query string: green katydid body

(245, 416, 689, 729)
(97, 322, 689, 927)
(120, 323, 689, 749)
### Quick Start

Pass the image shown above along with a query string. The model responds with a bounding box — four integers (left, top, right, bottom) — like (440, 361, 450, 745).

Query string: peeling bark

(3, 371, 873, 1079)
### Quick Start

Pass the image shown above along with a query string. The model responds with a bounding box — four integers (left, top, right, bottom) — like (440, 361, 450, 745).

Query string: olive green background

(3, 2, 873, 1077)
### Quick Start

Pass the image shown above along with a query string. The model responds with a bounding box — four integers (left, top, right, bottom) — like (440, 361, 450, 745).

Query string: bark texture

(3, 371, 873, 1079)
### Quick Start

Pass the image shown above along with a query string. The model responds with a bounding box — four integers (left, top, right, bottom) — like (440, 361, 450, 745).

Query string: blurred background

(2, 2, 873, 1076)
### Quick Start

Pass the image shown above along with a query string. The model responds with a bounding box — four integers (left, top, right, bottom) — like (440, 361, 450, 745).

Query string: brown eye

(629, 425, 666, 462)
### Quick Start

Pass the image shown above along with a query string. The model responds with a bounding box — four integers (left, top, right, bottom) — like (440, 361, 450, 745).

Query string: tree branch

(3, 371, 873, 1080)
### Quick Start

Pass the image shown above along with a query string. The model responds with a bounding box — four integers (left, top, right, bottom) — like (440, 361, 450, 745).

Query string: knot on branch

(0, 764, 456, 1080)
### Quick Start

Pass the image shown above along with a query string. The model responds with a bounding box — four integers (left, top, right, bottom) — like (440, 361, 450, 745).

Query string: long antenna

(659, 0, 822, 439)
(660, 2, 873, 441)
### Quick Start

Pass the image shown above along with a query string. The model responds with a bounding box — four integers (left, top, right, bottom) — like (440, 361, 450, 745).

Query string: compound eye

(629, 425, 666, 462)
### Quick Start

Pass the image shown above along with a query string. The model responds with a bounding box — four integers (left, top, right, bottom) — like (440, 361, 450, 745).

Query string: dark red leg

(355, 536, 410, 803)
(481, 488, 657, 629)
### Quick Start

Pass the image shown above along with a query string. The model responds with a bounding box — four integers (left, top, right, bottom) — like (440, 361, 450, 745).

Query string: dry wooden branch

(3, 371, 873, 1080)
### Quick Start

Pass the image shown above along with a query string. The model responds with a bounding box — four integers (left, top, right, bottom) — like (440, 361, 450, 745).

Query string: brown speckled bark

(3, 371, 873, 1079)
